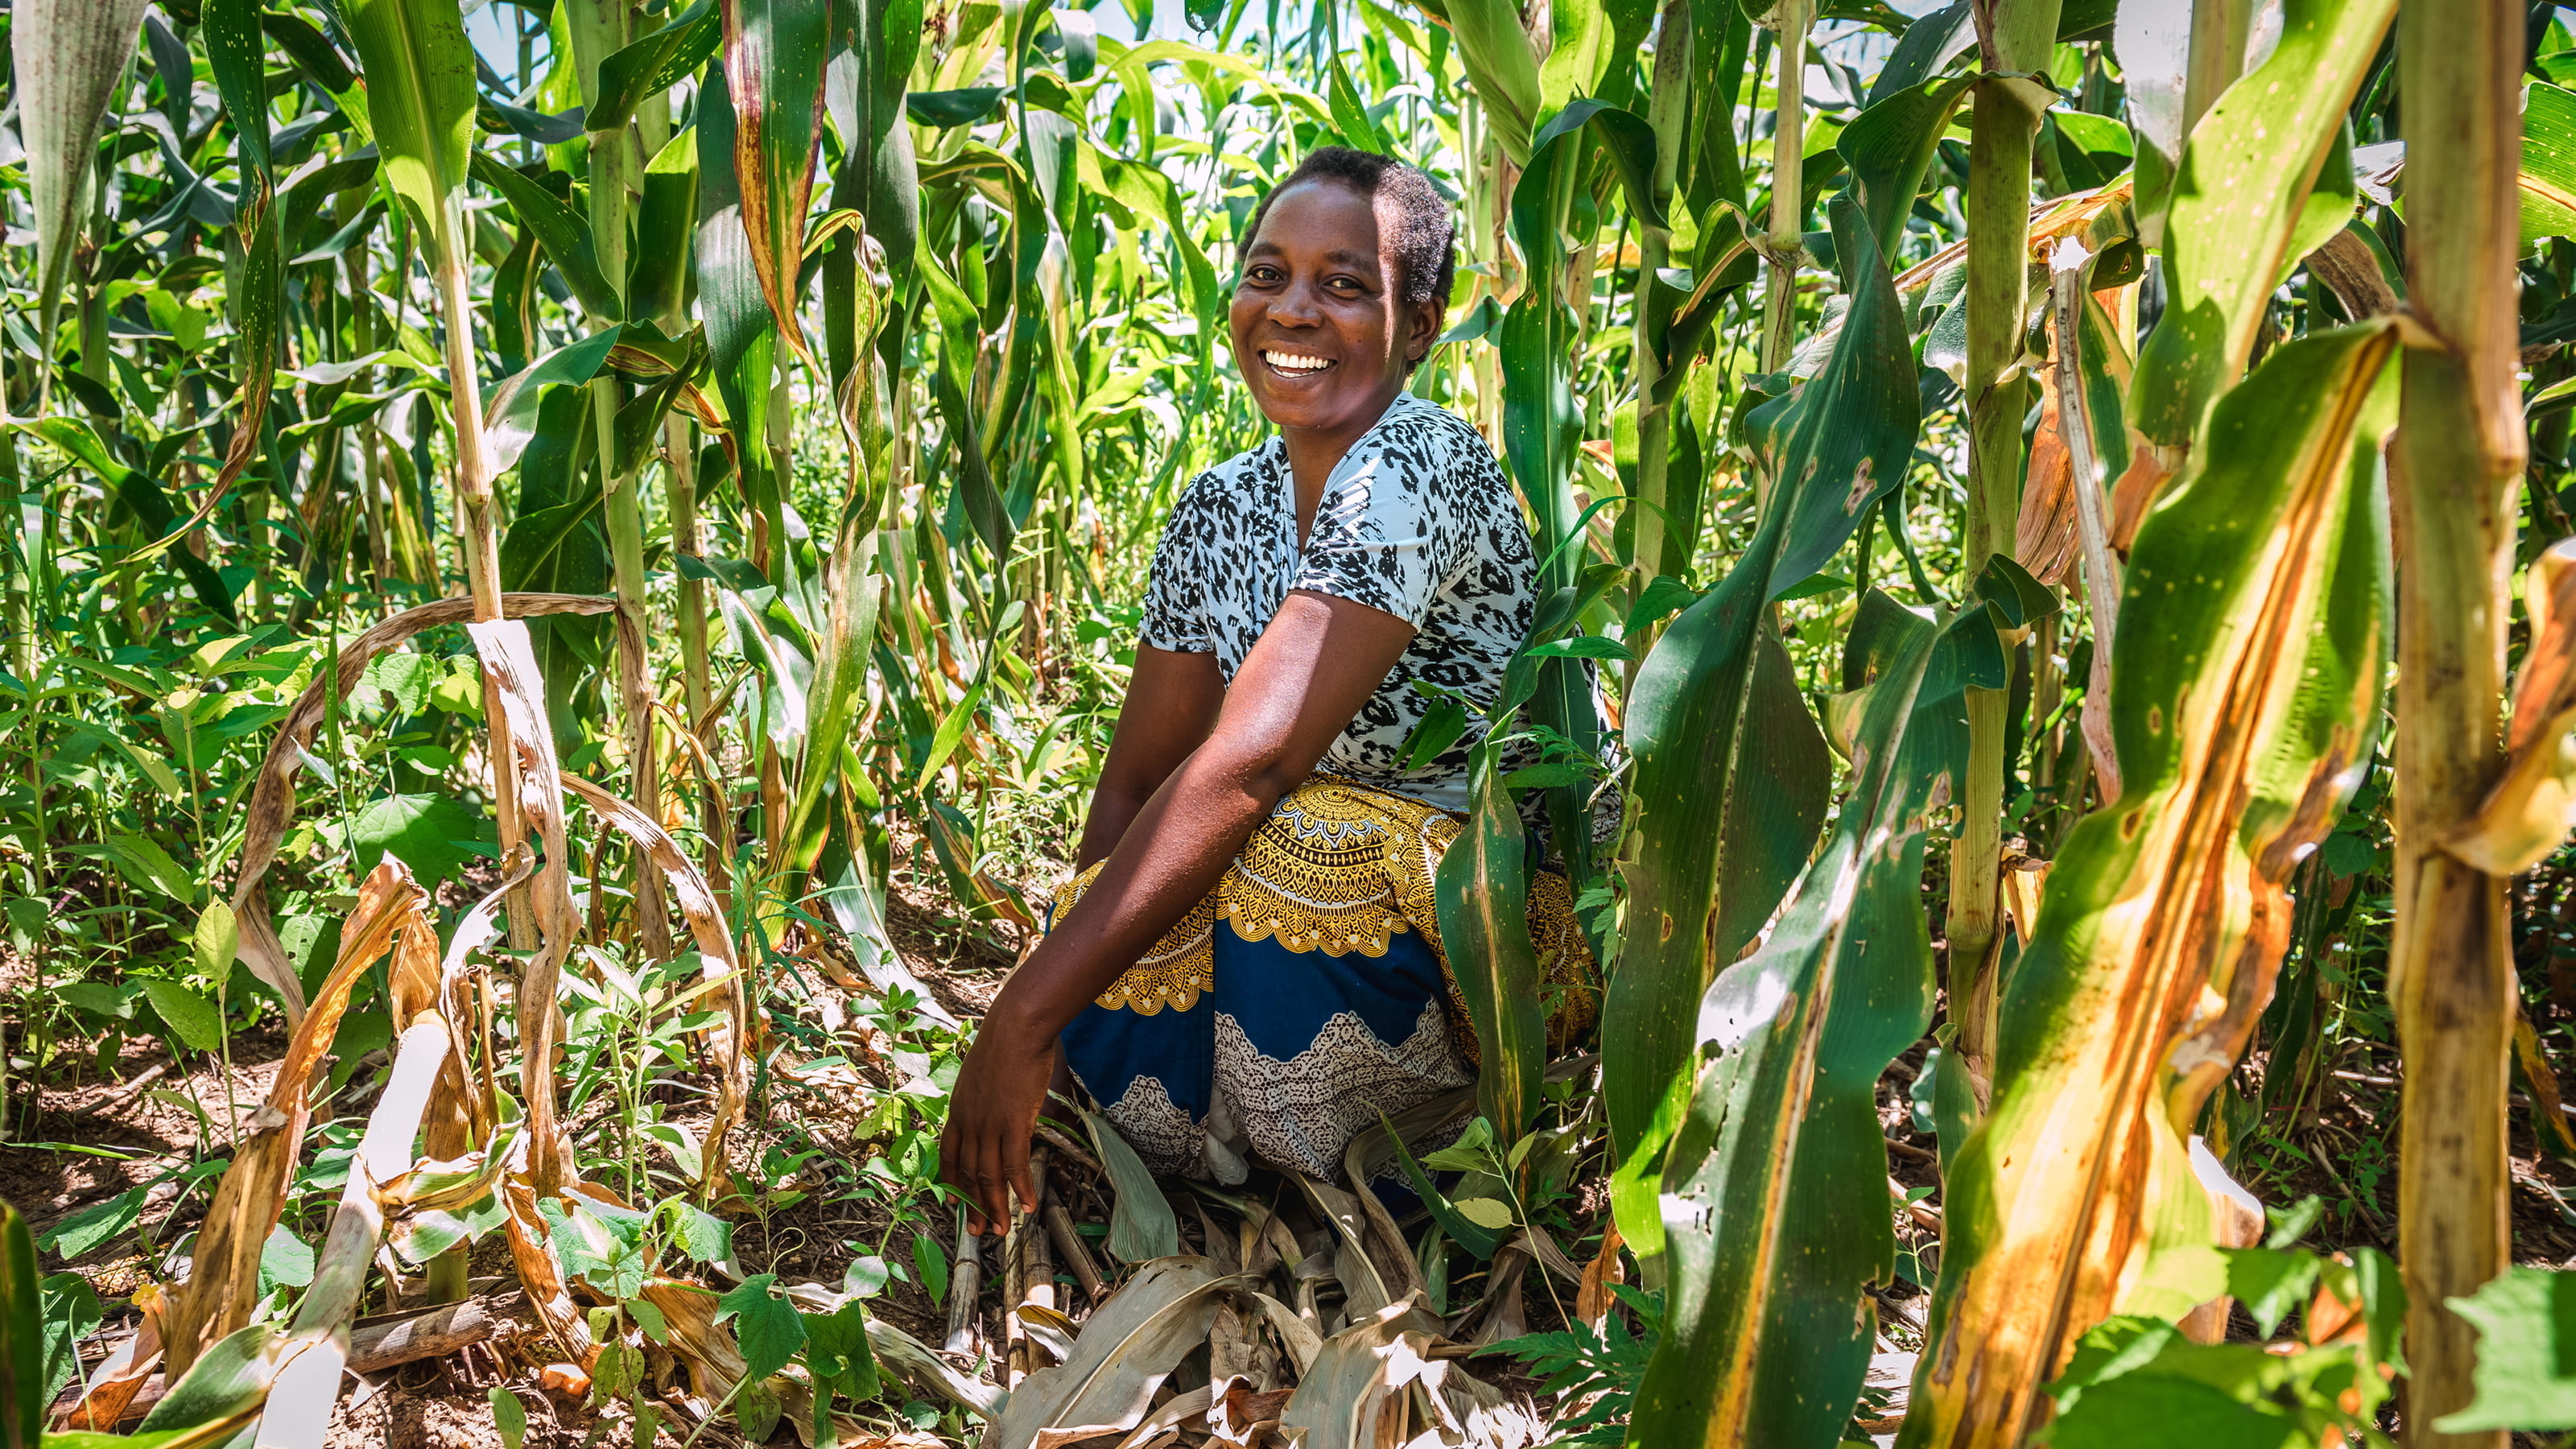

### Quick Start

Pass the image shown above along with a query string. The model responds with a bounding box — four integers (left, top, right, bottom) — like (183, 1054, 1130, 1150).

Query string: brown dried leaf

(162, 861, 427, 1376)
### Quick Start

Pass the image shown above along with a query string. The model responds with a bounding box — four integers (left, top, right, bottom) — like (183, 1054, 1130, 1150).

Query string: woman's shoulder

(1355, 395, 1506, 491)
(1167, 438, 1283, 525)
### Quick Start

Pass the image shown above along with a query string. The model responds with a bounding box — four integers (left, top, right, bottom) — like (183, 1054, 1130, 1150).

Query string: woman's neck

(1278, 389, 1402, 547)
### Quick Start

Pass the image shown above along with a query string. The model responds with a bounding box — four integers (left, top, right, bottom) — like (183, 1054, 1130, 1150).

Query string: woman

(939, 147, 1591, 1232)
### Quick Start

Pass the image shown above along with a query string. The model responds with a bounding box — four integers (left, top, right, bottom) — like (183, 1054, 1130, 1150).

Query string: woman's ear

(1406, 298, 1444, 366)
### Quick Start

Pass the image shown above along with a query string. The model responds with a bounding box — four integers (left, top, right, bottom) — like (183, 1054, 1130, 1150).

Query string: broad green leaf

(1904, 321, 2399, 1449)
(589, 0, 720, 132)
(2127, 0, 2396, 446)
(2, 1203, 40, 1448)
(1837, 73, 1973, 265)
(15, 0, 151, 365)
(193, 902, 240, 983)
(142, 977, 225, 1053)
(1609, 196, 1913, 1196)
(489, 1386, 530, 1449)
(2049, 1374, 2301, 1449)
(1535, 0, 1609, 111)
(345, 792, 495, 882)
(2438, 1266, 2576, 1431)
(469, 154, 622, 320)
(1627, 599, 1953, 1449)
(2512, 80, 2576, 243)
(717, 1275, 808, 1383)
(1443, 0, 1542, 163)
(341, 0, 479, 265)
(1435, 741, 1547, 1136)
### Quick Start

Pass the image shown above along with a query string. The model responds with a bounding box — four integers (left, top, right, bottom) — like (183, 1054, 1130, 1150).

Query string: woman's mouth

(1260, 349, 1335, 378)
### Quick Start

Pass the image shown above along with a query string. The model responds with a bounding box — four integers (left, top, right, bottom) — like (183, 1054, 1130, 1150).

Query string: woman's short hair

(1242, 146, 1457, 312)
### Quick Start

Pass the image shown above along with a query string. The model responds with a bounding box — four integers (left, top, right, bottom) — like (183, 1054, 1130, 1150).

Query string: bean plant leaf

(717, 1274, 808, 1384)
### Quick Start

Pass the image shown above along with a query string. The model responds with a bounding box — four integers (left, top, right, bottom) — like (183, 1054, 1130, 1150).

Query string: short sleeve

(1290, 422, 1463, 627)
(1138, 481, 1215, 653)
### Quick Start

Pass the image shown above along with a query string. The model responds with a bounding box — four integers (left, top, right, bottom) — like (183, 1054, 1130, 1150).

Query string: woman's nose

(1267, 280, 1323, 325)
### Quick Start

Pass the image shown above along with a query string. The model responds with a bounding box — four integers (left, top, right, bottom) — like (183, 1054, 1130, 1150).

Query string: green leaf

(18, 0, 153, 364)
(588, 0, 719, 132)
(717, 1275, 808, 1384)
(1609, 195, 1917, 1199)
(2, 1202, 42, 1448)
(2127, 0, 2396, 445)
(345, 792, 496, 882)
(906, 85, 1006, 126)
(489, 1386, 530, 1449)
(469, 154, 622, 320)
(2048, 1373, 2301, 1449)
(1451, 1195, 1515, 1230)
(141, 977, 225, 1054)
(340, 0, 479, 266)
(2437, 1267, 2576, 1431)
(192, 902, 240, 984)
(2221, 1248, 2319, 1339)
(802, 1301, 881, 1402)
(1327, 56, 1391, 153)
(1627, 596, 1953, 1447)
(1435, 742, 1546, 1137)
(37, 1187, 147, 1261)
(2520, 80, 2576, 244)
(106, 832, 197, 902)
(258, 1224, 316, 1292)
(1441, 0, 1542, 163)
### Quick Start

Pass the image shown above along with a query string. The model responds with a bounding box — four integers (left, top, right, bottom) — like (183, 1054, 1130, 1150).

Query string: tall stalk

(2389, 0, 2524, 1439)
(1627, 0, 1690, 601)
(1757, 0, 1806, 375)
(1945, 0, 2059, 1089)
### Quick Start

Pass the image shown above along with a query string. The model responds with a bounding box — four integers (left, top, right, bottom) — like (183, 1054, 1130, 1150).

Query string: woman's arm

(940, 590, 1419, 1229)
(1073, 646, 1227, 871)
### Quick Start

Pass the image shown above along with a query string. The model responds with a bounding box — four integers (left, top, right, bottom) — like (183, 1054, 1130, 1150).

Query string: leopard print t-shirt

(1139, 392, 1535, 815)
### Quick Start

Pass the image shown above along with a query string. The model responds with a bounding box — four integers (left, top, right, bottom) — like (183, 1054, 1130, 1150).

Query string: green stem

(1757, 0, 1808, 377)
(1943, 0, 2060, 1093)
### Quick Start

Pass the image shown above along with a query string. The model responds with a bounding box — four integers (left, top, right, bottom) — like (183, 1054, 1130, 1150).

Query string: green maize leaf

(481, 327, 622, 475)
(1627, 596, 1967, 1449)
(2127, 0, 2394, 447)
(1867, 0, 1971, 104)
(907, 85, 1007, 127)
(14, 0, 151, 373)
(2518, 80, 2576, 244)
(588, 0, 720, 133)
(1536, 0, 1611, 112)
(1434, 739, 1547, 1137)
(1837, 72, 1972, 266)
(1443, 0, 1542, 164)
(2435, 1266, 2576, 1431)
(341, 0, 478, 265)
(1608, 195, 1913, 1200)
(723, 0, 832, 355)
(2, 1203, 39, 1449)
(1903, 320, 2398, 1449)
(630, 129, 702, 325)
(469, 153, 622, 320)
(1328, 56, 1392, 152)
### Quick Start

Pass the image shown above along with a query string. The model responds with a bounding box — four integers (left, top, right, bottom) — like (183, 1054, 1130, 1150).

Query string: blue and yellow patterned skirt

(1054, 775, 1596, 1184)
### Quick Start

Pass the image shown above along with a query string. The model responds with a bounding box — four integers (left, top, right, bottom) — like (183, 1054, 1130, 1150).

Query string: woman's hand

(939, 1005, 1055, 1233)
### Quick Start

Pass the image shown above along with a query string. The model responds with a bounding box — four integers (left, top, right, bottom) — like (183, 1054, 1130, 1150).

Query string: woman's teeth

(1262, 349, 1333, 374)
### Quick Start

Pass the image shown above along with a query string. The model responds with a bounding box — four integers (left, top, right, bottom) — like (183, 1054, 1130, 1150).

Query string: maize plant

(6, 0, 2576, 1442)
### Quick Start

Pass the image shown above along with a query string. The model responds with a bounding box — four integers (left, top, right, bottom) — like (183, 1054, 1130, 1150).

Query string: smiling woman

(937, 147, 1596, 1222)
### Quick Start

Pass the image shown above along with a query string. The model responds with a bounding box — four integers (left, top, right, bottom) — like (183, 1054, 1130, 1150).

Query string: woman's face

(1229, 180, 1439, 438)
